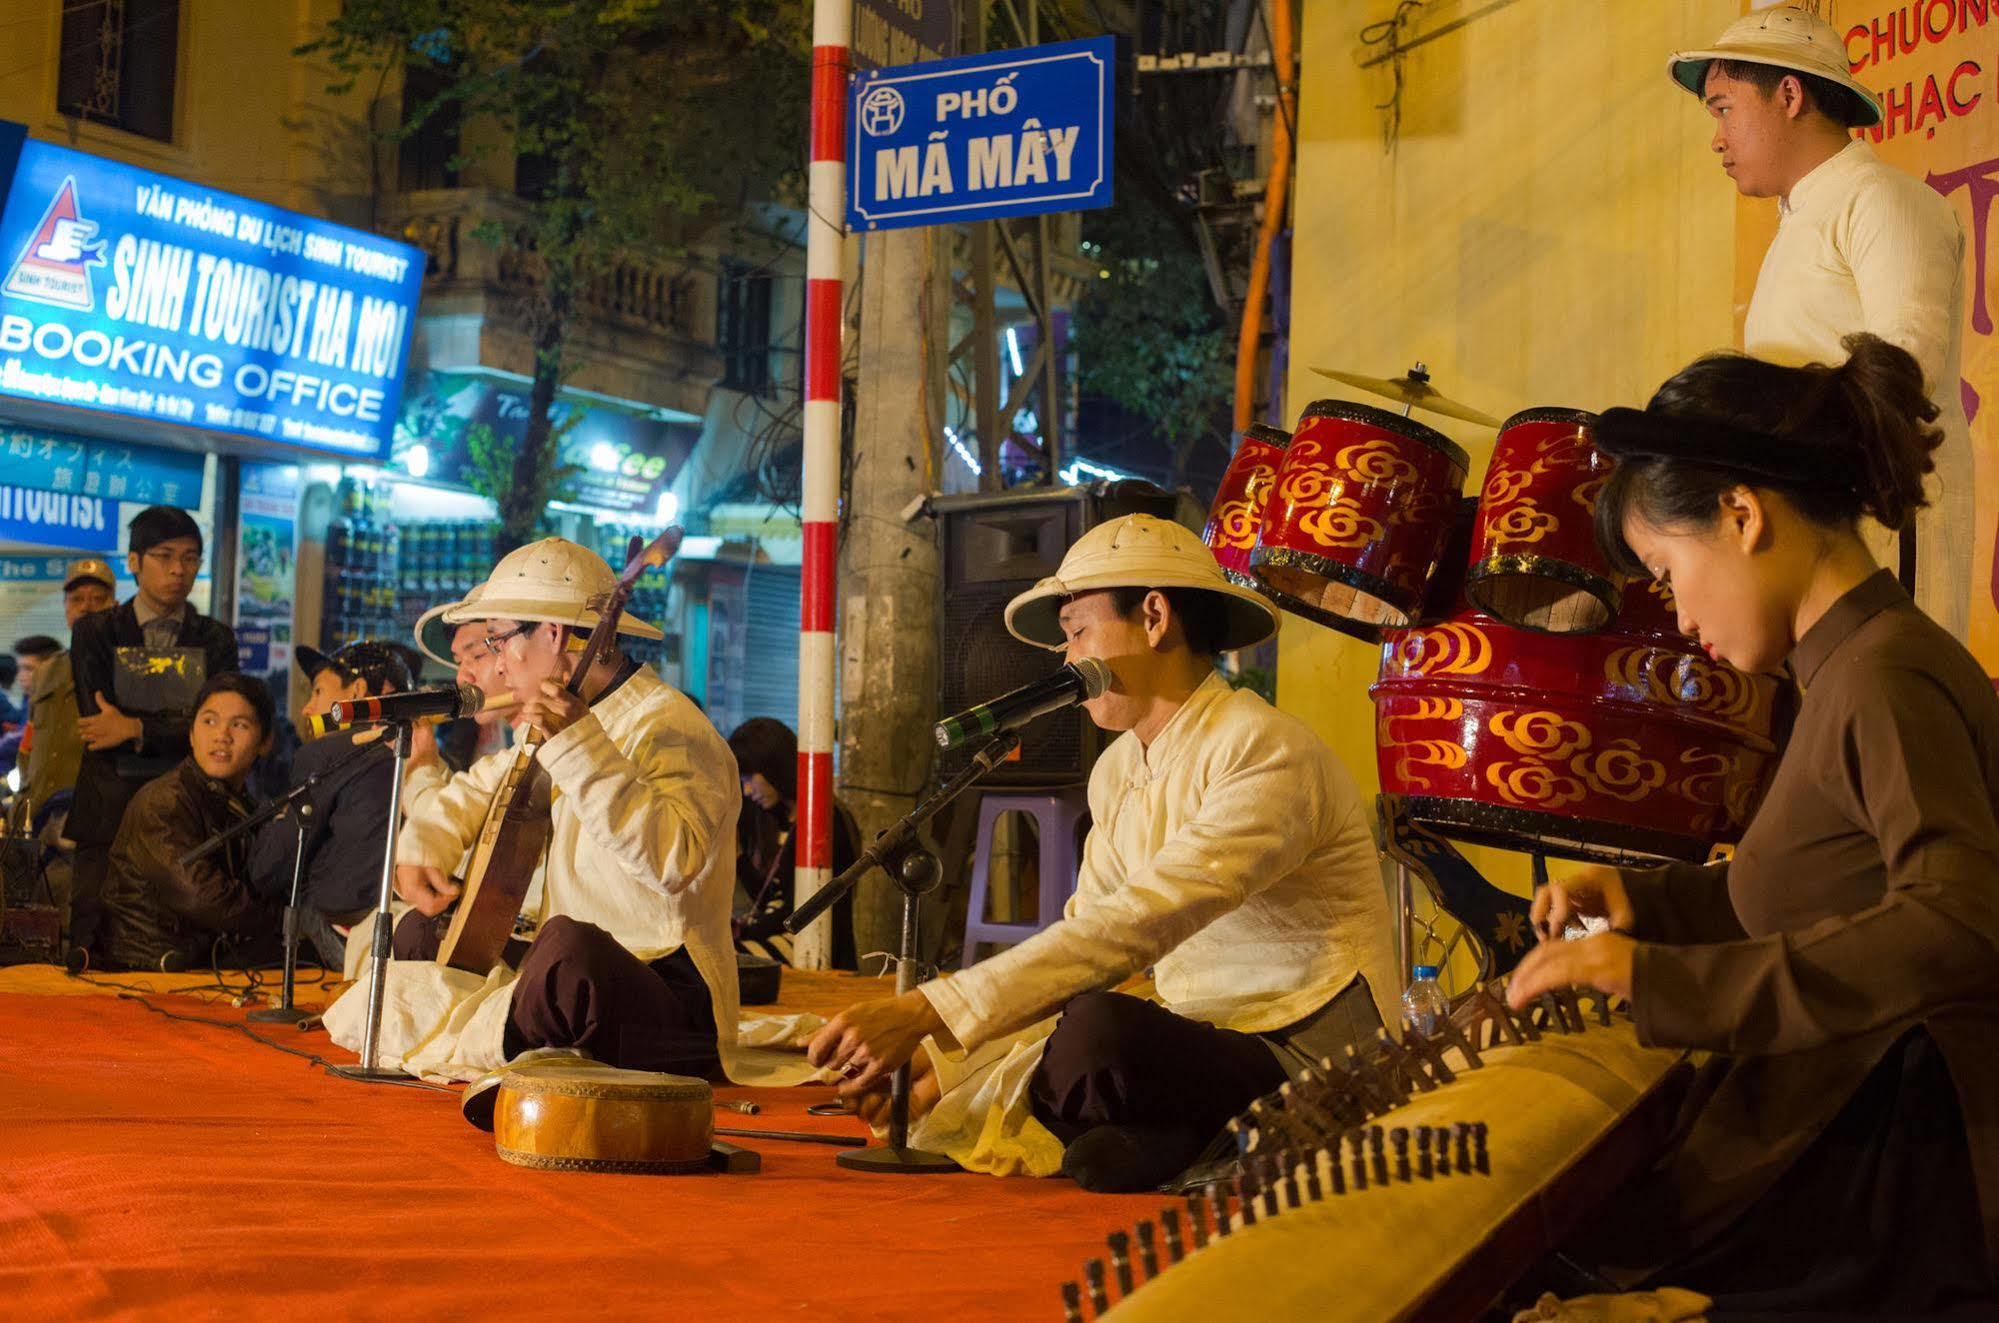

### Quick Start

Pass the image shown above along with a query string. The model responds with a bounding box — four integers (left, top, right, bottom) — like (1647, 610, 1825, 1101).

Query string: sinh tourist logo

(4, 177, 106, 314)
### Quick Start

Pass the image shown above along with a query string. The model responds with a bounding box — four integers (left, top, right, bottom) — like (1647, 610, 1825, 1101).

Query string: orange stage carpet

(0, 967, 1151, 1321)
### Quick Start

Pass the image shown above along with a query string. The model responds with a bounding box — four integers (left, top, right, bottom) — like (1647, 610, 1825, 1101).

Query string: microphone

(934, 658, 1113, 751)
(306, 682, 487, 737)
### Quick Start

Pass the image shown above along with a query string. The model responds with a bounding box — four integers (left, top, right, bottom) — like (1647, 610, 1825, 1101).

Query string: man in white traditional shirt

(322, 538, 744, 1083)
(808, 515, 1397, 1191)
(1672, 5, 1971, 638)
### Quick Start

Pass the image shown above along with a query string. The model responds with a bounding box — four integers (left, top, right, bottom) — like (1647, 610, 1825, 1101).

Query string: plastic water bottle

(1401, 965, 1448, 1036)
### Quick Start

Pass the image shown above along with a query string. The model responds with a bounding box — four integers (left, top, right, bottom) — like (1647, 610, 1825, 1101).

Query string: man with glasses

(67, 506, 237, 962)
(322, 537, 749, 1088)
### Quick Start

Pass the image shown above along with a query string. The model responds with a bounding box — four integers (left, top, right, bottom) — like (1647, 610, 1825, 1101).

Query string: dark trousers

(1028, 990, 1292, 1145)
(68, 842, 111, 955)
(68, 769, 147, 955)
(1028, 977, 1382, 1147)
(392, 911, 720, 1078)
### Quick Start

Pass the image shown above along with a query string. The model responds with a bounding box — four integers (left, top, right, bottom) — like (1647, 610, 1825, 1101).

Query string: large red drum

(1372, 574, 1782, 865)
(1464, 408, 1624, 634)
(1250, 399, 1469, 637)
(1202, 424, 1290, 591)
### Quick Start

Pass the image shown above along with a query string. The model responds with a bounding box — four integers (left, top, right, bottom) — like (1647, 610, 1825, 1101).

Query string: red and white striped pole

(793, 0, 848, 970)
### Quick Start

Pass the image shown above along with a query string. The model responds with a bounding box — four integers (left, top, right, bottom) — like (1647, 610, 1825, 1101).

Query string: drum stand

(786, 730, 1023, 1174)
(329, 719, 416, 1084)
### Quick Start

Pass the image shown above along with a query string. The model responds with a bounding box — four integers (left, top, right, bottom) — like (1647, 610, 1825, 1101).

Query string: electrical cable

(116, 993, 454, 1093)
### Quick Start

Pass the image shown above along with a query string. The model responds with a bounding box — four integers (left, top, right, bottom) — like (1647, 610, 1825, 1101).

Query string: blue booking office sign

(0, 120, 424, 460)
(847, 36, 1114, 232)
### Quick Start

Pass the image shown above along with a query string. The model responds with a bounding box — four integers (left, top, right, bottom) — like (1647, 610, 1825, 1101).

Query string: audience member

(69, 510, 237, 956)
(729, 716, 860, 970)
(99, 673, 278, 972)
(16, 559, 116, 822)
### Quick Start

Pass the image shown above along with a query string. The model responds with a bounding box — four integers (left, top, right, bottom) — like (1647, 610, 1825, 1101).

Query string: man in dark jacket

(101, 673, 277, 972)
(248, 641, 410, 966)
(69, 507, 237, 958)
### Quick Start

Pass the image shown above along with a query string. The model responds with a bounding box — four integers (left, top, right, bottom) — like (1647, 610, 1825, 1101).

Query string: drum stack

(1202, 363, 1783, 868)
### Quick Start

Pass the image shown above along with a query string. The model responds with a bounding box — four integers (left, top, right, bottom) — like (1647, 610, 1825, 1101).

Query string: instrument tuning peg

(1084, 1261, 1110, 1315)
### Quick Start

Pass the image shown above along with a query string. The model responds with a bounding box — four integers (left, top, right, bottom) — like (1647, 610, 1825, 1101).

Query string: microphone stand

(180, 736, 390, 1025)
(328, 717, 416, 1084)
(787, 729, 1022, 1174)
(246, 804, 313, 1025)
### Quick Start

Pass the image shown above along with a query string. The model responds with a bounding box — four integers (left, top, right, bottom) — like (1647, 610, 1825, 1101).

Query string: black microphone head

(1068, 657, 1113, 699)
(453, 682, 484, 717)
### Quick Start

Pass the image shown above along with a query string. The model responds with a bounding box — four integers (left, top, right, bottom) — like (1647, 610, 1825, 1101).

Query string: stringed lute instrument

(436, 528, 684, 972)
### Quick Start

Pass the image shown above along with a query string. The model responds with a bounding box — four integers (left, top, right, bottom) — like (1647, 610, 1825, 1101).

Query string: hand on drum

(395, 864, 462, 917)
(1531, 864, 1635, 942)
(1506, 931, 1635, 1010)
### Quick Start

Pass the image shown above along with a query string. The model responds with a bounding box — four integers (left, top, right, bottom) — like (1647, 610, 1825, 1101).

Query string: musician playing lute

(322, 538, 748, 1084)
(1508, 337, 1998, 1312)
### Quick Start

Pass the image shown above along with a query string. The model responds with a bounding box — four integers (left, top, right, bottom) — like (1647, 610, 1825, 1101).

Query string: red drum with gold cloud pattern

(1465, 408, 1625, 634)
(1372, 574, 1781, 865)
(1202, 424, 1290, 590)
(1250, 399, 1469, 639)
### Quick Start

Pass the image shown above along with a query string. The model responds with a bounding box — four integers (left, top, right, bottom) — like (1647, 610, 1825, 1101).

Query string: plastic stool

(962, 789, 1088, 961)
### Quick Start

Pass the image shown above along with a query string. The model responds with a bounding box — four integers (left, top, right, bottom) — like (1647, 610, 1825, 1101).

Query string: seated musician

(246, 641, 412, 967)
(406, 598, 514, 795)
(808, 514, 1398, 1190)
(1506, 335, 1997, 1313)
(321, 538, 744, 1083)
(99, 673, 279, 972)
(729, 716, 861, 970)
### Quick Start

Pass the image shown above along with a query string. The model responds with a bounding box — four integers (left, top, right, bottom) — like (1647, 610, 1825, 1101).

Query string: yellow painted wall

(1280, 0, 1743, 908)
(0, 2, 388, 225)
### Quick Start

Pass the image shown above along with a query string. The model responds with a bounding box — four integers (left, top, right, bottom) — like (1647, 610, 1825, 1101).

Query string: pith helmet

(1668, 6, 1883, 127)
(414, 581, 485, 667)
(442, 538, 663, 642)
(1004, 513, 1278, 652)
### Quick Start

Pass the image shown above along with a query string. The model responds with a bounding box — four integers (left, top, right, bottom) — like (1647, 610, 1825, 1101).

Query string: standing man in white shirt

(808, 515, 1397, 1190)
(1671, 5, 1972, 638)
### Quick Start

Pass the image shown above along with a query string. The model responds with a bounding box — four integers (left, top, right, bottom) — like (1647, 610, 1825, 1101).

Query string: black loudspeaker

(934, 481, 1199, 787)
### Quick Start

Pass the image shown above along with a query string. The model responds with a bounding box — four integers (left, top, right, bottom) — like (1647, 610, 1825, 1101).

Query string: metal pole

(1033, 213, 1060, 478)
(246, 805, 312, 1026)
(342, 721, 411, 1080)
(794, 0, 851, 970)
(1395, 860, 1414, 985)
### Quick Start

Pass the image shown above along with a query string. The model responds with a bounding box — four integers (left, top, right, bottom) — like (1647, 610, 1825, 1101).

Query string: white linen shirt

(921, 671, 1398, 1053)
(1744, 138, 1971, 639)
(323, 665, 754, 1081)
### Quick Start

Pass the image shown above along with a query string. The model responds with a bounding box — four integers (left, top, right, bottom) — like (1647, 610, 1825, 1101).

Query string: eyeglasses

(481, 623, 533, 657)
(142, 549, 203, 571)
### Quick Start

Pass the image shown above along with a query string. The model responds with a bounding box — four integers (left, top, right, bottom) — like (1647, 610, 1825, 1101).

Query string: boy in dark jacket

(248, 641, 410, 966)
(100, 674, 277, 972)
(69, 507, 237, 957)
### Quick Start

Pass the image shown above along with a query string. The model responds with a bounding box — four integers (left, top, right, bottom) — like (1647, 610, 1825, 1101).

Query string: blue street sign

(847, 36, 1115, 232)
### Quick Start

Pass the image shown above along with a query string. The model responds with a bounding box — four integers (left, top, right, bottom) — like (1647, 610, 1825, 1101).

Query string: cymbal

(1309, 362, 1502, 429)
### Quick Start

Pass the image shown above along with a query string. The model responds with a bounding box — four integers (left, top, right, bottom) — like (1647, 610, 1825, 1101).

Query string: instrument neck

(560, 635, 628, 703)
